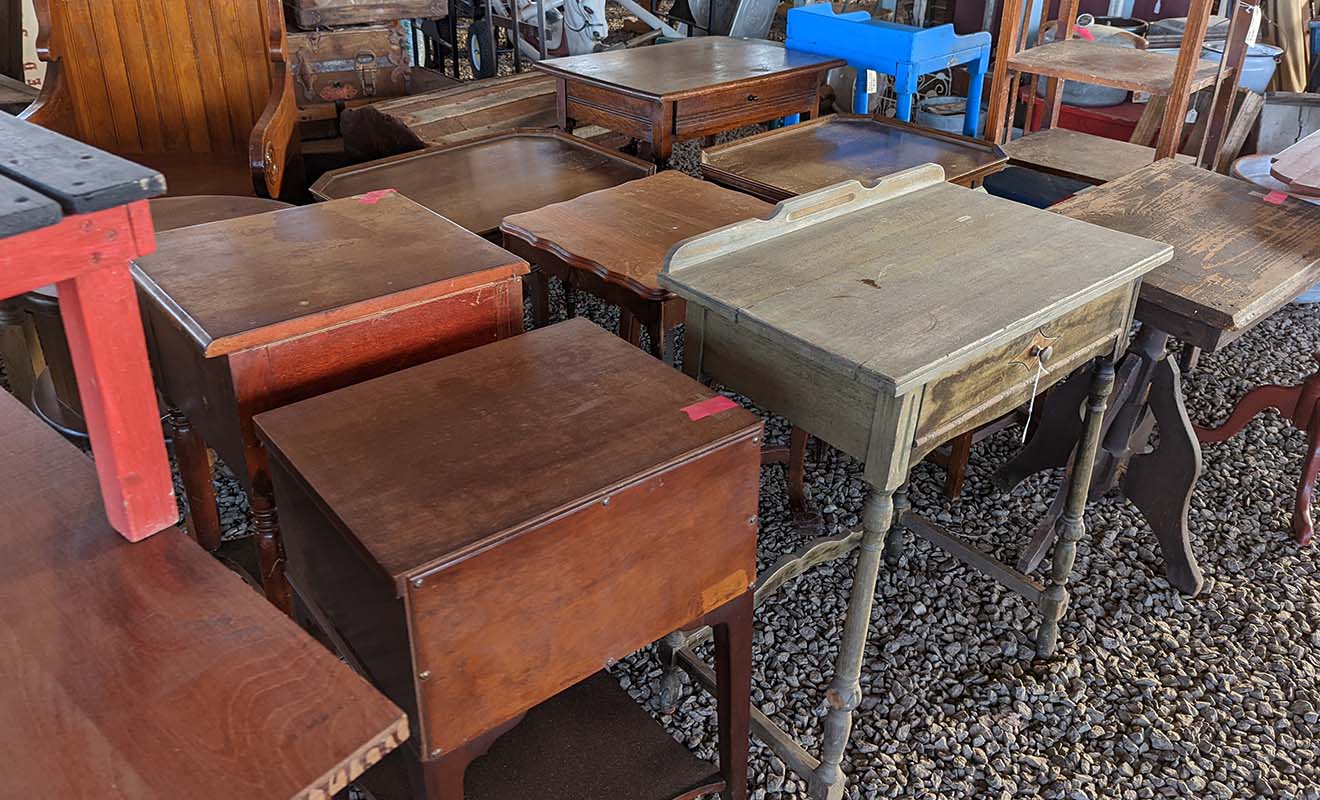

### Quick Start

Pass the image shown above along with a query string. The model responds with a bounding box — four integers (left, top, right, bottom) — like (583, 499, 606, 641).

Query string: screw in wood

(418, 670, 432, 680)
(602, 496, 610, 506)
(411, 577, 424, 588)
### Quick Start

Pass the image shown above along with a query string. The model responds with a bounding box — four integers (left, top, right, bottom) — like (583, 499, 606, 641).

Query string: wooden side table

(255, 319, 762, 800)
(0, 389, 408, 800)
(0, 114, 175, 541)
(133, 192, 527, 613)
(534, 37, 843, 166)
(999, 160, 1320, 590)
(700, 114, 1008, 200)
(311, 130, 653, 239)
(660, 167, 1169, 800)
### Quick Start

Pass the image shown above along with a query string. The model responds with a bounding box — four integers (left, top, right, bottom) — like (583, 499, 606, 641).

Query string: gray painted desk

(659, 165, 1170, 800)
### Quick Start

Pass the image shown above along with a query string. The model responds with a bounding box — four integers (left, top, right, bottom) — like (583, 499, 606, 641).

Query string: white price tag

(865, 70, 877, 94)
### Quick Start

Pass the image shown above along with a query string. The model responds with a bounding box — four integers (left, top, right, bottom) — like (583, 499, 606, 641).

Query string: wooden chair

(19, 0, 300, 200)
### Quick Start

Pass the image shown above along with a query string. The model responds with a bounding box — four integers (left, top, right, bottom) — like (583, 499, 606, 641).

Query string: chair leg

(942, 431, 973, 500)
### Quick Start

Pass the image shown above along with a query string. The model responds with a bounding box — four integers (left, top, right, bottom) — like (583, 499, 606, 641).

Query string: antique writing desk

(310, 130, 653, 239)
(1000, 160, 1320, 581)
(255, 320, 761, 799)
(534, 37, 843, 166)
(0, 115, 175, 541)
(660, 166, 1169, 800)
(0, 390, 408, 800)
(700, 114, 1007, 201)
(133, 193, 527, 612)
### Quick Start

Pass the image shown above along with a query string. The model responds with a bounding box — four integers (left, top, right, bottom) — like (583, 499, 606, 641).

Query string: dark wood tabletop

(0, 389, 408, 800)
(132, 191, 527, 356)
(700, 114, 1007, 199)
(255, 317, 762, 588)
(501, 170, 772, 300)
(533, 36, 843, 100)
(1053, 159, 1320, 350)
(310, 130, 653, 237)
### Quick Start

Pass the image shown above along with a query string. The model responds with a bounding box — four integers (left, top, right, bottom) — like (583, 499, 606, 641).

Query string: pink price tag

(1075, 26, 1095, 40)
(359, 188, 396, 205)
(1263, 191, 1288, 206)
(681, 395, 739, 421)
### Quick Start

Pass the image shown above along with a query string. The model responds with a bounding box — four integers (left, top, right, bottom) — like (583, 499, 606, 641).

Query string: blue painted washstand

(785, 3, 991, 136)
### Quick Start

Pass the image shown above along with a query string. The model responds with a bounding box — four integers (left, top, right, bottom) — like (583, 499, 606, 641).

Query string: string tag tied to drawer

(1021, 356, 1045, 445)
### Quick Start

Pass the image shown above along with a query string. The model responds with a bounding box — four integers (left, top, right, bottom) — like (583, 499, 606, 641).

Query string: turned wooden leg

(169, 409, 222, 551)
(1294, 405, 1320, 546)
(943, 431, 973, 500)
(808, 486, 894, 800)
(251, 489, 293, 615)
(712, 592, 752, 800)
(883, 483, 909, 564)
(525, 268, 551, 329)
(1037, 356, 1114, 657)
(1122, 358, 1205, 596)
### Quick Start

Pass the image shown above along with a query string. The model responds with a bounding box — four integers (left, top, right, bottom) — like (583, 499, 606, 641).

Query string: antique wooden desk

(700, 114, 1007, 200)
(0, 390, 408, 800)
(255, 319, 762, 800)
(311, 130, 653, 239)
(133, 192, 527, 613)
(999, 160, 1320, 582)
(534, 37, 843, 166)
(500, 170, 771, 356)
(17, 195, 293, 439)
(0, 114, 175, 542)
(660, 166, 1169, 800)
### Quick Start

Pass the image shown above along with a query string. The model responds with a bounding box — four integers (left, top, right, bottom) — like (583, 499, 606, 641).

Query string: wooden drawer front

(674, 73, 818, 138)
(566, 82, 655, 141)
(406, 434, 761, 756)
(913, 285, 1132, 456)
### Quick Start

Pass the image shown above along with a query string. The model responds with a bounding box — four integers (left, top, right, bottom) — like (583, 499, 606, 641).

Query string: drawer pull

(747, 93, 759, 101)
(1013, 330, 1060, 371)
(1032, 344, 1054, 365)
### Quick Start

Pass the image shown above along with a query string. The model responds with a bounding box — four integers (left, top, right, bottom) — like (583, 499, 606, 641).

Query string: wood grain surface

(132, 191, 527, 356)
(1005, 40, 1222, 94)
(1053, 159, 1320, 348)
(663, 168, 1170, 394)
(0, 389, 408, 800)
(255, 318, 763, 587)
(501, 171, 772, 299)
(311, 130, 652, 236)
(700, 114, 1006, 199)
(1271, 129, 1320, 197)
(1003, 127, 1192, 185)
(534, 37, 842, 100)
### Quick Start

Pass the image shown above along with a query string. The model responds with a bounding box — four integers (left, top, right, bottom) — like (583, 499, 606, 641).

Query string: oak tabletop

(132, 191, 527, 357)
(255, 318, 762, 588)
(0, 390, 407, 800)
(310, 130, 653, 236)
(533, 37, 843, 100)
(661, 166, 1171, 395)
(1053, 159, 1320, 340)
(701, 114, 1006, 198)
(500, 171, 773, 298)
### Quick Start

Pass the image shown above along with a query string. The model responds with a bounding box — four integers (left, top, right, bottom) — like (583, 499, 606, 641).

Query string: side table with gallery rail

(132, 192, 527, 612)
(533, 37, 843, 167)
(255, 320, 762, 799)
(660, 166, 1169, 800)
(998, 160, 1320, 587)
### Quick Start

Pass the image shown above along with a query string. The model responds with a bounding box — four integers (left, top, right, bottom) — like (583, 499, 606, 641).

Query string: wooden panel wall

(44, 0, 274, 154)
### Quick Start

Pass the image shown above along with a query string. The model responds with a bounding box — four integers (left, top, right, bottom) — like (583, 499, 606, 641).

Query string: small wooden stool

(15, 195, 293, 437)
(255, 319, 761, 800)
(133, 192, 527, 612)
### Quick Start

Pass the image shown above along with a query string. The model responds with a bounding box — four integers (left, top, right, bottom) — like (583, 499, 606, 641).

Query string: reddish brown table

(134, 191, 527, 612)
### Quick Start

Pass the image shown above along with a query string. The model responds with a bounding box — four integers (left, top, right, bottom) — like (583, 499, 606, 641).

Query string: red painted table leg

(1295, 405, 1320, 546)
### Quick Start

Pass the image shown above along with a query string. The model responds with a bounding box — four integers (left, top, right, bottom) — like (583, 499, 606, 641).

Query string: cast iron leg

(169, 409, 222, 551)
(1037, 357, 1114, 657)
(808, 487, 895, 800)
(712, 592, 753, 800)
(1121, 358, 1205, 595)
(883, 483, 909, 565)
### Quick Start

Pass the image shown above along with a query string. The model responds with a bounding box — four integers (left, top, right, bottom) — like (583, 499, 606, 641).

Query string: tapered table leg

(712, 592, 753, 800)
(1037, 356, 1114, 657)
(808, 487, 895, 800)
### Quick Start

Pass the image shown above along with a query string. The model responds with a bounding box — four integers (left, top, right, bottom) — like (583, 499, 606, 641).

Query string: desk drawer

(674, 73, 819, 138)
(912, 285, 1132, 456)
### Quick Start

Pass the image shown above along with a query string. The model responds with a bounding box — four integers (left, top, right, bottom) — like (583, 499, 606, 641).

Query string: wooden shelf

(1006, 40, 1224, 95)
(1003, 128, 1194, 185)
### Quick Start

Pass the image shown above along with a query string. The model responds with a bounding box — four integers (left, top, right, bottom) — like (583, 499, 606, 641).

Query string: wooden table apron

(658, 168, 1167, 800)
(135, 272, 525, 612)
